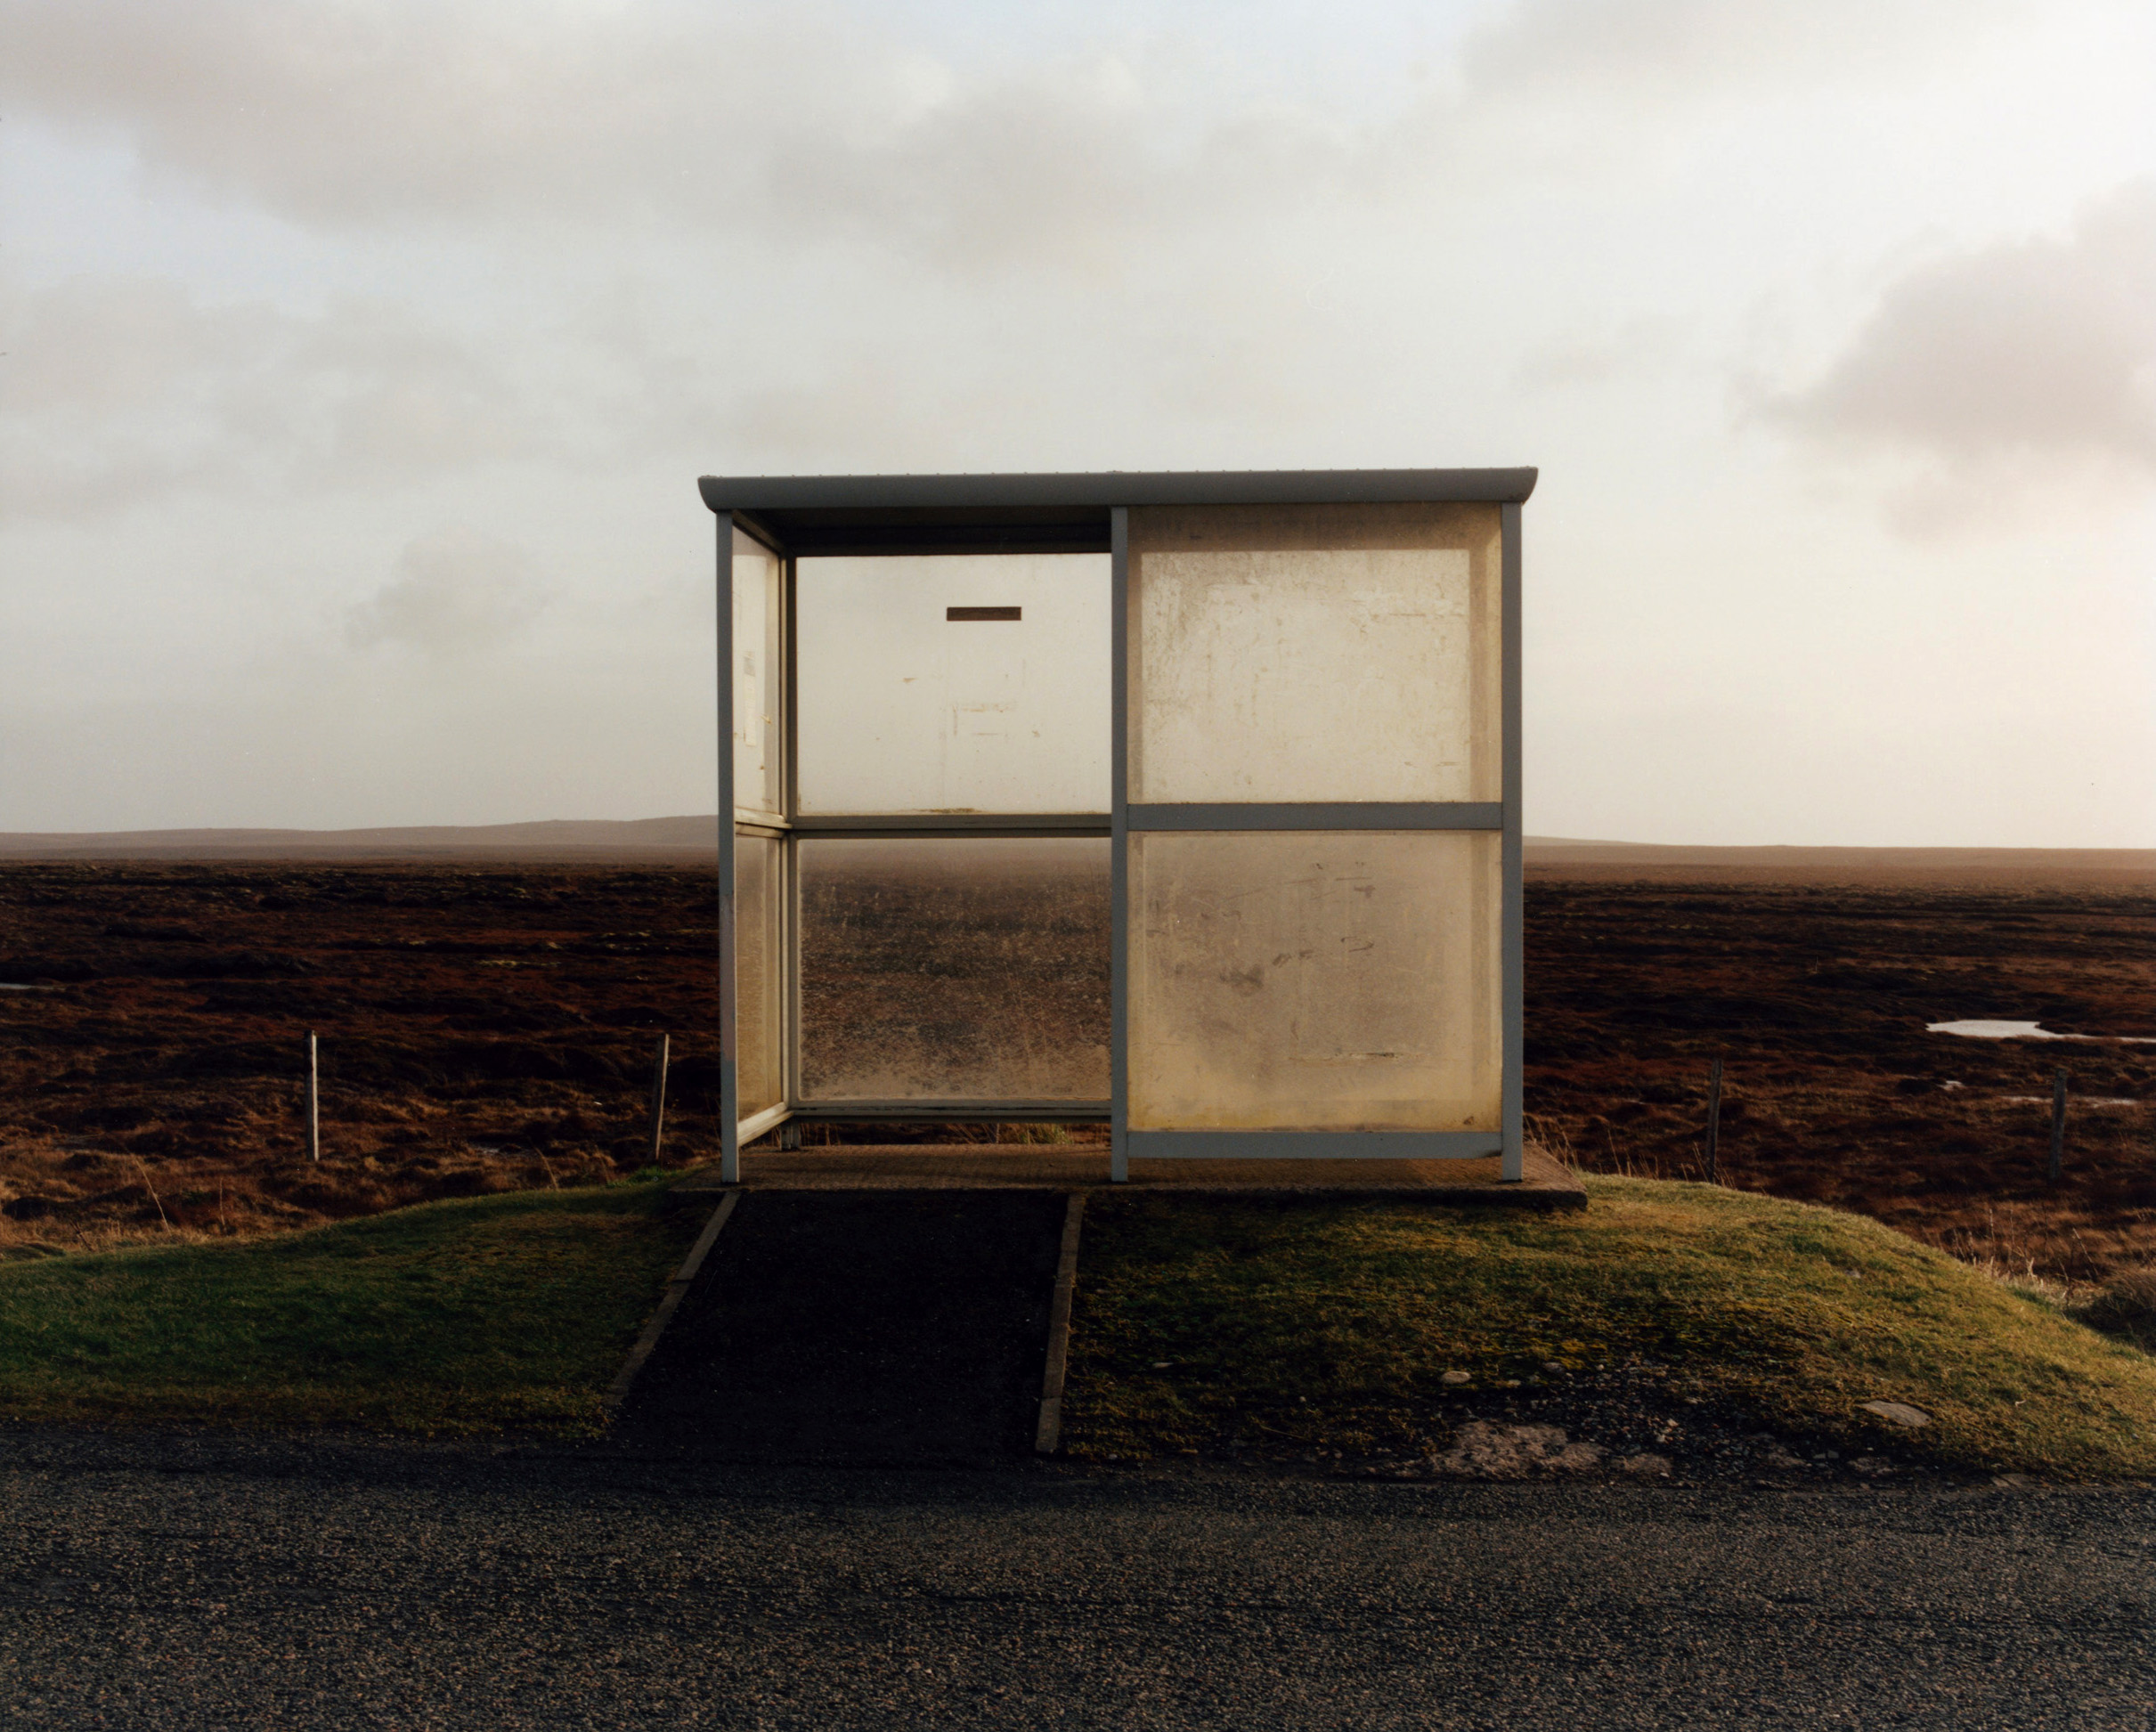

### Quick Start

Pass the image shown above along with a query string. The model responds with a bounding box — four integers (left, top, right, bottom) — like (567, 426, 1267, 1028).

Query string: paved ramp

(616, 1191, 1070, 1464)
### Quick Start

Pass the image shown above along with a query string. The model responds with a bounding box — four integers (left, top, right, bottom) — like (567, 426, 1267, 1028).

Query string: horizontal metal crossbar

(1123, 1131, 1505, 1159)
(1125, 803, 1503, 832)
(789, 813, 1111, 837)
(791, 1100, 1112, 1121)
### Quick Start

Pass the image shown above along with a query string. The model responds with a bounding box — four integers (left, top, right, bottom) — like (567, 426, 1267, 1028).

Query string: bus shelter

(699, 469, 1533, 1183)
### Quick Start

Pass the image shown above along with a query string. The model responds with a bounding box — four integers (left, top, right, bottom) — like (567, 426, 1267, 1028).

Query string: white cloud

(345, 525, 549, 655)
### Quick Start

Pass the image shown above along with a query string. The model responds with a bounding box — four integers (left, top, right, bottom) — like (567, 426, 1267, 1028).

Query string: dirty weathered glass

(1127, 503, 1502, 805)
(799, 837, 1111, 1100)
(795, 554, 1111, 815)
(732, 527, 784, 821)
(1127, 830, 1501, 1130)
(735, 831, 785, 1118)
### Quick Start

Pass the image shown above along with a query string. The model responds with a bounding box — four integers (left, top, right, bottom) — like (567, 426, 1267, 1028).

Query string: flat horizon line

(0, 817, 2150, 869)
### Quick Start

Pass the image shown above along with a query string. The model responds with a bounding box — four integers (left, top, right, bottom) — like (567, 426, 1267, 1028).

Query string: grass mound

(0, 1181, 701, 1435)
(1067, 1175, 2156, 1478)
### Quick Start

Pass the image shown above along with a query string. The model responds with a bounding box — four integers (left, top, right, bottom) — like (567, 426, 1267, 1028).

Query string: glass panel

(1127, 502, 1501, 804)
(795, 554, 1111, 815)
(800, 837, 1110, 1100)
(735, 831, 785, 1118)
(732, 526, 783, 821)
(1128, 830, 1500, 1131)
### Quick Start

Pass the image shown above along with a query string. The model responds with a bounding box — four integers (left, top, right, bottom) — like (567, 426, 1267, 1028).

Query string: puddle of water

(0, 983, 58, 992)
(1928, 1019, 2156, 1044)
(2003, 1095, 2143, 1108)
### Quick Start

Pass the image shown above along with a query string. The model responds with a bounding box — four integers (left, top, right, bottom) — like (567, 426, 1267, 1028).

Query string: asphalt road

(4, 1429, 2152, 1730)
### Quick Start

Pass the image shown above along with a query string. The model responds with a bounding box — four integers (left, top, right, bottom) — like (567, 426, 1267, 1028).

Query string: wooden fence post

(1704, 1057, 1723, 1183)
(2048, 1069, 2067, 1183)
(647, 1033, 670, 1166)
(306, 1030, 320, 1163)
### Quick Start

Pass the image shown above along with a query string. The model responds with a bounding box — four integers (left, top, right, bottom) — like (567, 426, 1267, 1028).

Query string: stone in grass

(1441, 1370, 1471, 1386)
(1861, 1401, 1932, 1429)
(1431, 1422, 1604, 1478)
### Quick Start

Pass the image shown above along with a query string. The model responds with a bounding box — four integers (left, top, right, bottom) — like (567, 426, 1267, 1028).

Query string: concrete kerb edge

(1034, 1192, 1087, 1456)
(603, 1191, 740, 1413)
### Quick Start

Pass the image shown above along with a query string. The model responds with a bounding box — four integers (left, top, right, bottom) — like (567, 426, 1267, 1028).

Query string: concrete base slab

(671, 1143, 1584, 1208)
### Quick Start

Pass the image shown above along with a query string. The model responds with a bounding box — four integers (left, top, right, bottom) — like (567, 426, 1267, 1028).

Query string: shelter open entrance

(704, 470, 1534, 1183)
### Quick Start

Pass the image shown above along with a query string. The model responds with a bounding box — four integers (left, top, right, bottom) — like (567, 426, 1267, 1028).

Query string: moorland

(2, 856, 2150, 1284)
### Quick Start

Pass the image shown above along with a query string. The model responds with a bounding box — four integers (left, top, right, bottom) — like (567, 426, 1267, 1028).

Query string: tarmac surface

(4, 1428, 2152, 1729)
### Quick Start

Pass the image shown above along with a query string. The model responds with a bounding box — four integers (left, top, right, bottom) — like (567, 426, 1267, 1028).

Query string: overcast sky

(3, 0, 2152, 845)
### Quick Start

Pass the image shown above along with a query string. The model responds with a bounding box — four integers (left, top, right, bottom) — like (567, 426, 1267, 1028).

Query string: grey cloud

(1770, 181, 2156, 472)
(1, 1, 1213, 264)
(345, 526, 548, 655)
(1, 0, 2006, 273)
(0, 277, 549, 516)
(1514, 315, 1688, 391)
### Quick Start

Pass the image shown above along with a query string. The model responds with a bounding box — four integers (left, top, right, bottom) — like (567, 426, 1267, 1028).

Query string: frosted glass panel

(796, 555, 1111, 815)
(732, 527, 783, 821)
(735, 831, 785, 1118)
(801, 838, 1110, 1100)
(1128, 830, 1500, 1131)
(1128, 503, 1501, 804)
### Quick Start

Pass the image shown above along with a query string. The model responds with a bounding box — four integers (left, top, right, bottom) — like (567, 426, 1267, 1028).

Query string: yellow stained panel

(1128, 830, 1501, 1131)
(1128, 502, 1501, 805)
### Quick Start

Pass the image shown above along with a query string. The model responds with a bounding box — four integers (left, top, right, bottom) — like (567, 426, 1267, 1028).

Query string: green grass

(0, 1181, 703, 1436)
(1067, 1175, 2156, 1478)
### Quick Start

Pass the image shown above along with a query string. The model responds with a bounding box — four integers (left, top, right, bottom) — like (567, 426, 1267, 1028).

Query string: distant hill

(0, 817, 718, 862)
(1522, 838, 2155, 888)
(1, 821, 2148, 885)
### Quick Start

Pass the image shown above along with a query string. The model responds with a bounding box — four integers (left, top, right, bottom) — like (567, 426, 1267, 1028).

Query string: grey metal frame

(715, 518, 740, 1182)
(1122, 1132, 1504, 1159)
(706, 471, 1534, 1183)
(788, 1100, 1110, 1121)
(1501, 501, 1525, 1182)
(1109, 507, 1132, 1181)
(1127, 803, 1502, 832)
(792, 816, 1110, 837)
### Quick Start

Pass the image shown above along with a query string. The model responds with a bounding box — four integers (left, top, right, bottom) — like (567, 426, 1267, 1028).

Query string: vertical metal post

(1109, 506, 1131, 1183)
(717, 516, 740, 1184)
(305, 1030, 320, 1163)
(2048, 1069, 2067, 1183)
(647, 1033, 671, 1166)
(1500, 501, 1525, 1183)
(780, 550, 802, 1141)
(1704, 1057, 1722, 1183)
